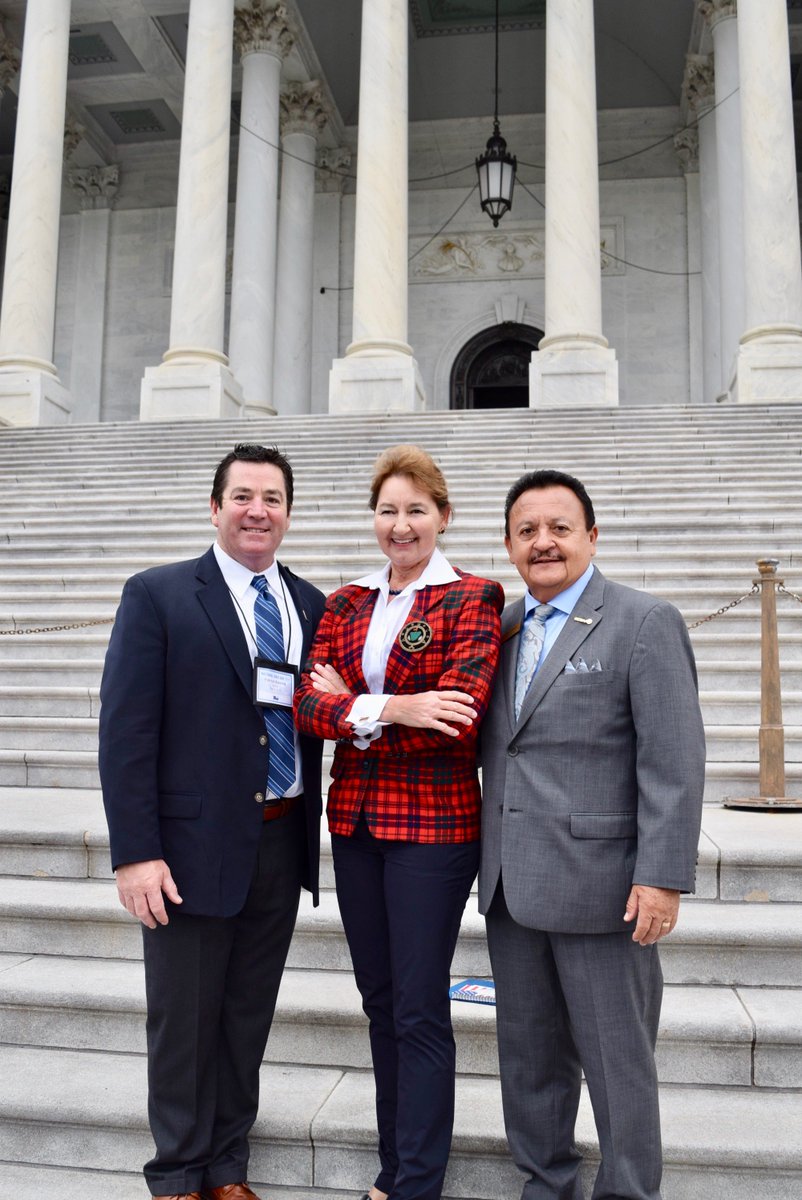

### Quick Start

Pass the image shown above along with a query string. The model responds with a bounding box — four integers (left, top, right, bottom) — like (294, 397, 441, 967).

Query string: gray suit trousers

(486, 885, 663, 1200)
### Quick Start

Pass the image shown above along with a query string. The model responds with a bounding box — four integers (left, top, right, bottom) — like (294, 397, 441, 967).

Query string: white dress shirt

(345, 546, 459, 748)
(213, 542, 303, 797)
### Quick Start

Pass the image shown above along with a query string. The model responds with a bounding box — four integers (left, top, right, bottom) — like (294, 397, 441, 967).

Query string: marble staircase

(1, 405, 801, 1198)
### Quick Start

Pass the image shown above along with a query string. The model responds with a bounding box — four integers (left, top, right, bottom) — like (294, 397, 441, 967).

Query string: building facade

(0, 0, 801, 425)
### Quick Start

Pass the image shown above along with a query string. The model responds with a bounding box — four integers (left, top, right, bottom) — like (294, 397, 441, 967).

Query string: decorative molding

(674, 126, 699, 174)
(234, 1, 294, 60)
(683, 54, 715, 113)
(410, 222, 624, 283)
(697, 0, 737, 29)
(63, 115, 86, 161)
(0, 22, 20, 93)
(67, 164, 120, 210)
(495, 293, 527, 325)
(410, 0, 546, 37)
(317, 146, 352, 193)
(280, 80, 328, 139)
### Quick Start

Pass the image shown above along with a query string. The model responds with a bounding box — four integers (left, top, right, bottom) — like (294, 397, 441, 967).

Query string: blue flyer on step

(449, 978, 496, 1005)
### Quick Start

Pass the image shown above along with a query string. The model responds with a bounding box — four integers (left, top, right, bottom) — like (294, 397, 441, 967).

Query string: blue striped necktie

(514, 603, 555, 718)
(251, 574, 296, 797)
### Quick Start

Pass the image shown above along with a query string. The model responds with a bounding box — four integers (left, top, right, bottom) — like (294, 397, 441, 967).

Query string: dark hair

(504, 469, 595, 535)
(211, 444, 294, 510)
(368, 444, 451, 516)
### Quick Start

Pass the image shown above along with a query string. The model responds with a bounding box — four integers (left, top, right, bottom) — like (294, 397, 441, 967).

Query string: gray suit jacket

(478, 567, 705, 933)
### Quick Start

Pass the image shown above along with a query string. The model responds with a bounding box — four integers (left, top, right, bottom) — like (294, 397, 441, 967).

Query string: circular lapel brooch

(399, 619, 433, 653)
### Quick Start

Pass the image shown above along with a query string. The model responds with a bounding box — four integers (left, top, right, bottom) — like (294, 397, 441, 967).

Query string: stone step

(1, 715, 801, 769)
(0, 687, 100, 718)
(0, 1043, 799, 1200)
(0, 686, 787, 724)
(0, 1168, 347, 1200)
(698, 692, 802, 723)
(0, 749, 100, 789)
(695, 659, 802, 688)
(3, 442, 801, 473)
(0, 567, 797, 607)
(3, 656, 799, 694)
(0, 875, 800, 985)
(2, 741, 802, 806)
(1, 790, 799, 903)
(0, 632, 111, 661)
(703, 761, 802, 804)
(0, 561, 797, 590)
(1, 952, 798, 1089)
(704, 725, 802, 761)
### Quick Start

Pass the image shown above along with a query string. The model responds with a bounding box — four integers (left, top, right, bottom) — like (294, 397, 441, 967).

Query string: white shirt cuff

(347, 694, 390, 748)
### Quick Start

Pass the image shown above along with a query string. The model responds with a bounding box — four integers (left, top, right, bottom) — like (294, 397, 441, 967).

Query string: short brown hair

(211, 444, 294, 510)
(369, 444, 450, 516)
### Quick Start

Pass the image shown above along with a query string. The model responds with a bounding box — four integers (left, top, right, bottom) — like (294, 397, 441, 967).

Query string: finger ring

(661, 920, 671, 927)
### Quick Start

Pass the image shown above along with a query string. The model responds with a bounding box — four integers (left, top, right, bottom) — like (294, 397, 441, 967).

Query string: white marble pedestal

(140, 361, 247, 421)
(733, 329, 802, 405)
(529, 339, 619, 408)
(0, 367, 72, 426)
(329, 352, 426, 413)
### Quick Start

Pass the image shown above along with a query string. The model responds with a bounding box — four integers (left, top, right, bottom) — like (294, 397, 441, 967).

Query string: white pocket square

(564, 657, 603, 673)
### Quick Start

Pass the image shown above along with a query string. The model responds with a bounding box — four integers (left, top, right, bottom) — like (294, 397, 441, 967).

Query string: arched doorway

(450, 323, 543, 409)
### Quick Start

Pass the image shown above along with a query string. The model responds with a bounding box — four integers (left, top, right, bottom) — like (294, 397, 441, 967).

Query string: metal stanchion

(724, 559, 800, 810)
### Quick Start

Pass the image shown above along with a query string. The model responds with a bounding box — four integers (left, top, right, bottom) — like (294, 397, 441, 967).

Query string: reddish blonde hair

(369, 444, 451, 517)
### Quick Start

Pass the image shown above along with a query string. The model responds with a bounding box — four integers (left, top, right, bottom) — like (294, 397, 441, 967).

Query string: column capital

(63, 115, 86, 161)
(67, 164, 120, 211)
(697, 0, 737, 30)
(234, 1, 294, 60)
(280, 80, 328, 139)
(317, 147, 352, 192)
(683, 54, 715, 114)
(0, 23, 20, 94)
(674, 126, 699, 174)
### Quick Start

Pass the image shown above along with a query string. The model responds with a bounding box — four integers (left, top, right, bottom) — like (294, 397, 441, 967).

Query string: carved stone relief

(410, 222, 624, 282)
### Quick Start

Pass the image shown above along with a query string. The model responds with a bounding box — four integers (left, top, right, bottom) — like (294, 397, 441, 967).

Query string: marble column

(675, 126, 703, 406)
(0, 0, 71, 426)
(140, 0, 243, 421)
(66, 166, 119, 424)
(734, 0, 802, 403)
(229, 1, 293, 417)
(698, 0, 744, 399)
(530, 0, 618, 408)
(329, 0, 424, 413)
(683, 54, 721, 405)
(312, 148, 351, 414)
(0, 26, 19, 292)
(272, 82, 328, 415)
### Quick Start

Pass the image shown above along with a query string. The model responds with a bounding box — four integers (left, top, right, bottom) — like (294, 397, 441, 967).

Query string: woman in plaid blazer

(295, 445, 503, 1200)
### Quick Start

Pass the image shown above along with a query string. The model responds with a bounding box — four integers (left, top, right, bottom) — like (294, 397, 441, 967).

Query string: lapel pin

(399, 619, 433, 653)
(573, 616, 593, 625)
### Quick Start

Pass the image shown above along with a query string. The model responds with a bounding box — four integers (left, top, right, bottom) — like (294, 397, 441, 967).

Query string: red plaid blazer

(294, 570, 504, 843)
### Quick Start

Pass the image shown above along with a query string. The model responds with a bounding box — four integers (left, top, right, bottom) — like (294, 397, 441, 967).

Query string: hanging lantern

(476, 119, 517, 227)
(475, 0, 517, 226)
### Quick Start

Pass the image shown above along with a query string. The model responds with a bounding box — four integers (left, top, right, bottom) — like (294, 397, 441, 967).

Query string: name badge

(253, 657, 297, 710)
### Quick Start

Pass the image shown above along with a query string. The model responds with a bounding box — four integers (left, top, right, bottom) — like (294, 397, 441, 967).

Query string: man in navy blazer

(479, 469, 705, 1200)
(99, 443, 325, 1200)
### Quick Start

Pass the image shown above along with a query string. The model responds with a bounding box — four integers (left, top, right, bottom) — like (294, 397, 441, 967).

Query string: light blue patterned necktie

(251, 575, 296, 797)
(514, 603, 555, 719)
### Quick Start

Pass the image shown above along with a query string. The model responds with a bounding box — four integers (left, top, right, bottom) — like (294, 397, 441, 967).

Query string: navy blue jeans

(332, 817, 479, 1200)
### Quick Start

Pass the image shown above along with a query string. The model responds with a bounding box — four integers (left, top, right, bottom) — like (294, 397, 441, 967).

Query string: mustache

(529, 554, 564, 563)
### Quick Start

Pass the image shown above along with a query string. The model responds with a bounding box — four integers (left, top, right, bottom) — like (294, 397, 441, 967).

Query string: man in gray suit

(479, 469, 705, 1200)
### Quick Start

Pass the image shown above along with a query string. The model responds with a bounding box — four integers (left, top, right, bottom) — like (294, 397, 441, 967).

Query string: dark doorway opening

(450, 323, 543, 409)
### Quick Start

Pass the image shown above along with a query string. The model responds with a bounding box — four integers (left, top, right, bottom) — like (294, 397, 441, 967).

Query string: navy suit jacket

(99, 546, 326, 916)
